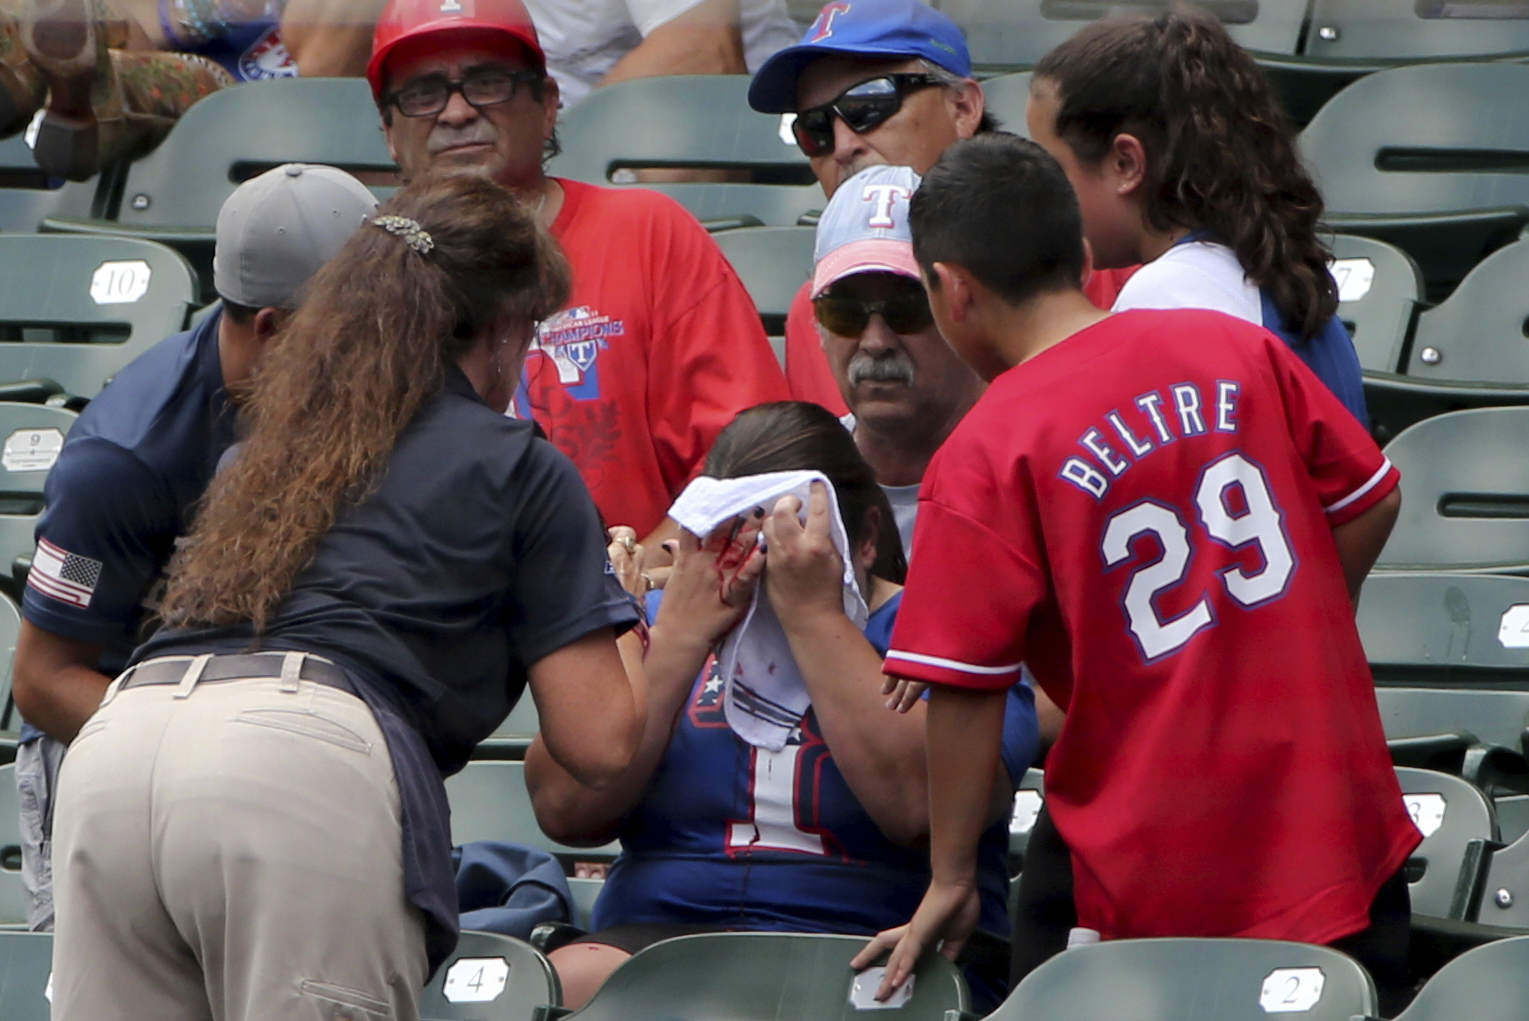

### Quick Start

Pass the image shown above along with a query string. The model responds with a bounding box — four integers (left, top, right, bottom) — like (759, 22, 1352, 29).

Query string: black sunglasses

(813, 290, 934, 338)
(387, 69, 543, 118)
(792, 73, 944, 157)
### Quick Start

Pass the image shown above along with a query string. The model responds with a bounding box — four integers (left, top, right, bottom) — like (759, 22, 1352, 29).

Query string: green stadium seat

(0, 235, 197, 399)
(474, 697, 539, 761)
(40, 78, 398, 300)
(0, 931, 53, 1019)
(1396, 767, 1499, 919)
(0, 404, 78, 609)
(546, 75, 820, 229)
(1374, 408, 1529, 572)
(986, 937, 1376, 1021)
(0, 135, 97, 235)
(557, 932, 968, 1021)
(1009, 767, 1044, 865)
(444, 761, 620, 864)
(0, 764, 27, 925)
(1402, 236, 1529, 387)
(1330, 234, 1420, 375)
(937, 0, 1306, 72)
(1369, 934, 1529, 1021)
(1306, 0, 1529, 61)
(0, 593, 22, 740)
(420, 930, 561, 1021)
(1359, 572, 1529, 682)
(1375, 688, 1529, 790)
(1300, 62, 1529, 300)
(975, 72, 1033, 136)
(711, 225, 815, 344)
(566, 877, 602, 931)
(1498, 793, 1529, 843)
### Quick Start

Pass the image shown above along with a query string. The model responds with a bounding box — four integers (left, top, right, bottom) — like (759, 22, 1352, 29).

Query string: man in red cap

(368, 0, 789, 553)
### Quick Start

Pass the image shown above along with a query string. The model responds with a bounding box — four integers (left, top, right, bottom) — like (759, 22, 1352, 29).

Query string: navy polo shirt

(137, 363, 637, 775)
(21, 311, 236, 739)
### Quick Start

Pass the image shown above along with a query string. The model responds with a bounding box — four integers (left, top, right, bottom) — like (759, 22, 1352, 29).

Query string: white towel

(668, 471, 868, 751)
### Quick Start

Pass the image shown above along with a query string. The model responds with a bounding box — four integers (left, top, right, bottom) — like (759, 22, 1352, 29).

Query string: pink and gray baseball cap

(812, 164, 921, 298)
(214, 164, 378, 309)
(748, 0, 971, 114)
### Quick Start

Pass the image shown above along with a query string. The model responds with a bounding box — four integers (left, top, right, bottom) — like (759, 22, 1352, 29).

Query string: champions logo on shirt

(525, 306, 626, 402)
(28, 538, 102, 609)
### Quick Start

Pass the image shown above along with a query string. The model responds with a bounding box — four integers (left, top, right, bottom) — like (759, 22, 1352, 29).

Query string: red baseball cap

(367, 0, 546, 105)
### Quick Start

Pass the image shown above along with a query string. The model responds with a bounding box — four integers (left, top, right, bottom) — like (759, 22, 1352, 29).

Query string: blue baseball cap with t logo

(748, 0, 972, 114)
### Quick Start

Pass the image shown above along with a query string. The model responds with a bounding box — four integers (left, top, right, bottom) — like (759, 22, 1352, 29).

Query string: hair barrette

(372, 215, 434, 255)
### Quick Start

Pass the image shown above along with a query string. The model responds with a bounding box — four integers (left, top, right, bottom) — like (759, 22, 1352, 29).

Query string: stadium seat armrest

(532, 1006, 574, 1021)
(943, 1011, 982, 1021)
(529, 921, 587, 954)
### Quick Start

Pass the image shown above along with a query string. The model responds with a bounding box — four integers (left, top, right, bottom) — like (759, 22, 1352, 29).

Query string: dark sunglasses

(792, 72, 945, 157)
(813, 290, 934, 338)
(387, 69, 543, 118)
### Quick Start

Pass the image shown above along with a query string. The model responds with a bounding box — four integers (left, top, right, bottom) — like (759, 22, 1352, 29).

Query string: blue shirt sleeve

(22, 437, 179, 656)
(1260, 291, 1370, 425)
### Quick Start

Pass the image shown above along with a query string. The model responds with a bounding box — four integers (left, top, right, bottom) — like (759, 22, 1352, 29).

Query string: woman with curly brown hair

(48, 175, 647, 1021)
(1025, 4, 1367, 424)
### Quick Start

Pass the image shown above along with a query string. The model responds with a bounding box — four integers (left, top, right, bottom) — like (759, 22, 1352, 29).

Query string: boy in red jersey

(852, 134, 1418, 999)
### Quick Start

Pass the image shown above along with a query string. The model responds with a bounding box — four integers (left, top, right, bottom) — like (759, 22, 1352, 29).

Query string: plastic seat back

(0, 764, 26, 924)
(0, 594, 21, 729)
(103, 78, 395, 233)
(938, 0, 1306, 70)
(547, 75, 820, 228)
(1330, 234, 1421, 373)
(1359, 572, 1529, 681)
(1375, 688, 1529, 773)
(0, 235, 196, 398)
(1395, 767, 1498, 918)
(977, 72, 1033, 136)
(989, 937, 1376, 1021)
(0, 135, 95, 233)
(565, 932, 968, 1021)
(0, 404, 78, 597)
(1376, 407, 1529, 571)
(1386, 934, 1529, 1020)
(1009, 767, 1045, 863)
(1301, 63, 1529, 292)
(711, 225, 815, 328)
(1407, 237, 1529, 384)
(1307, 0, 1529, 61)
(443, 761, 619, 861)
(0, 930, 53, 1020)
(419, 930, 561, 1021)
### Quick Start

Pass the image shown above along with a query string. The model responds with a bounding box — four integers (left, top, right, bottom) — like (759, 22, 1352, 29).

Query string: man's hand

(850, 878, 982, 999)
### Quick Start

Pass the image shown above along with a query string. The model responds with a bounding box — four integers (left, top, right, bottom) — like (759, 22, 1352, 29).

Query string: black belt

(119, 652, 354, 693)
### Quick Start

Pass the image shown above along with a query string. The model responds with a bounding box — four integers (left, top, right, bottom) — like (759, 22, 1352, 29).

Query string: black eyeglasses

(792, 73, 944, 157)
(387, 70, 542, 118)
(813, 289, 934, 338)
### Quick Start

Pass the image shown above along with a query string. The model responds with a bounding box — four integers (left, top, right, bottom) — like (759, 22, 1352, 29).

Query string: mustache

(847, 350, 915, 388)
(427, 123, 498, 155)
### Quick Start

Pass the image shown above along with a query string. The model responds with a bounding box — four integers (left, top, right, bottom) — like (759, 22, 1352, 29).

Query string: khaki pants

(51, 663, 427, 1021)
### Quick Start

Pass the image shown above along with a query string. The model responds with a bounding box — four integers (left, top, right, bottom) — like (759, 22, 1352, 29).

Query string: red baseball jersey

(781, 265, 1141, 416)
(514, 180, 790, 535)
(886, 308, 1419, 945)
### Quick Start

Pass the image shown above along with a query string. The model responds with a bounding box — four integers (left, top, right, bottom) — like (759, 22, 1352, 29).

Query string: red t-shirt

(515, 180, 791, 535)
(780, 265, 1140, 415)
(885, 308, 1418, 945)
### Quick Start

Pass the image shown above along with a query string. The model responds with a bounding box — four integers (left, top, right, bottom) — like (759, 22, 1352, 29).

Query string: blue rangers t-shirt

(20, 311, 236, 739)
(596, 591, 1038, 998)
(158, 0, 298, 82)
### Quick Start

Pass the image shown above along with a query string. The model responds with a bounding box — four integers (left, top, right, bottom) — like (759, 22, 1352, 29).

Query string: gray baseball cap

(213, 163, 378, 309)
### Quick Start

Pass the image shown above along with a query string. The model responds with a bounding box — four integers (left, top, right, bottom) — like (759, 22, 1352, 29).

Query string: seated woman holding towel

(525, 401, 1039, 1010)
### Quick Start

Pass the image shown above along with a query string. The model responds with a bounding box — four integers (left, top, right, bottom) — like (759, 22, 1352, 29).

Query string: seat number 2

(1101, 452, 1295, 661)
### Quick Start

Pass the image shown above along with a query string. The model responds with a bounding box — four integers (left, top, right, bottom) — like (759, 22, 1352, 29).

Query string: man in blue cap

(746, 0, 991, 413)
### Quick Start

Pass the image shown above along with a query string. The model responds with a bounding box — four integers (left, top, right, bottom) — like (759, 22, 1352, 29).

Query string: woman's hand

(849, 878, 982, 1001)
(762, 482, 847, 626)
(606, 526, 649, 599)
(653, 521, 764, 649)
(881, 677, 928, 714)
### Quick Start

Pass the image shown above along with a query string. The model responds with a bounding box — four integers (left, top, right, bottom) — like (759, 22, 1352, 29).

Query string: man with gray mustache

(812, 164, 983, 558)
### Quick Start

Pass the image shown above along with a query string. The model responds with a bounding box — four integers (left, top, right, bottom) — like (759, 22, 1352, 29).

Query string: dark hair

(161, 175, 571, 629)
(704, 402, 907, 585)
(1033, 3, 1336, 339)
(910, 133, 1085, 306)
(221, 299, 259, 325)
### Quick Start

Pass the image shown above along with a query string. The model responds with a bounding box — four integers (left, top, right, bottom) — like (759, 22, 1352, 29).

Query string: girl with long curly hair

(1026, 4, 1367, 424)
(48, 175, 646, 1021)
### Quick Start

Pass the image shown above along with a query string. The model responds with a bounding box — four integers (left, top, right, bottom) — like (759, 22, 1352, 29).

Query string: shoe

(0, 12, 45, 138)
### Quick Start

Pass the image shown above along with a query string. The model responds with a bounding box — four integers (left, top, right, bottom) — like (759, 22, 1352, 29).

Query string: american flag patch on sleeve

(28, 538, 102, 609)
